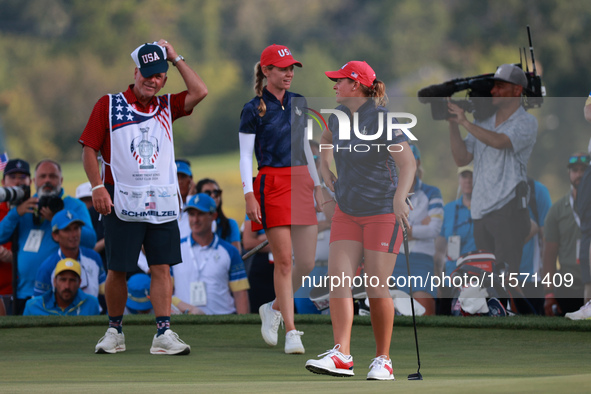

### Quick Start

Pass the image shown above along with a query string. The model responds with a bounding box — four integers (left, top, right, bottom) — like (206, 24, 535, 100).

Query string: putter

(403, 224, 423, 381)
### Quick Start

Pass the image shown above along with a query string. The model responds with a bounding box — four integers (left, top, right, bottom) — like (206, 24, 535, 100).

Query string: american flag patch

(0, 152, 8, 171)
(351, 71, 358, 78)
(145, 202, 156, 209)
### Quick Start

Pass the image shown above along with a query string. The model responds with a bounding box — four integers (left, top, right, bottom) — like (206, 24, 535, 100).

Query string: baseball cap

(325, 61, 376, 88)
(176, 160, 192, 177)
(260, 44, 302, 68)
(567, 152, 590, 168)
(51, 210, 85, 232)
(410, 144, 421, 161)
(55, 258, 81, 277)
(75, 182, 92, 199)
(184, 193, 217, 213)
(126, 273, 152, 311)
(4, 159, 30, 176)
(492, 64, 528, 89)
(131, 42, 169, 78)
(457, 164, 474, 174)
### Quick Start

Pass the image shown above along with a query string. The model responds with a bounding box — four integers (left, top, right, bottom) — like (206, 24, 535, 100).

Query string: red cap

(325, 61, 376, 87)
(260, 44, 302, 68)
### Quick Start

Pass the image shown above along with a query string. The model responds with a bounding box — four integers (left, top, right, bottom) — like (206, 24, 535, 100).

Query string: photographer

(0, 159, 96, 315)
(447, 64, 537, 274)
(0, 159, 31, 315)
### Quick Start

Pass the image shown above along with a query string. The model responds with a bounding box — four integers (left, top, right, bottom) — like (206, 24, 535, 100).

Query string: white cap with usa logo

(131, 42, 169, 78)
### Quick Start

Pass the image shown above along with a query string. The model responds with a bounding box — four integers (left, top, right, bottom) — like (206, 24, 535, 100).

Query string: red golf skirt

(252, 166, 317, 231)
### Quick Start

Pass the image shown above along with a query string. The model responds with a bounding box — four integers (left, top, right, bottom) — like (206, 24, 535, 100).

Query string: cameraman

(0, 159, 96, 315)
(447, 64, 537, 274)
(0, 159, 31, 315)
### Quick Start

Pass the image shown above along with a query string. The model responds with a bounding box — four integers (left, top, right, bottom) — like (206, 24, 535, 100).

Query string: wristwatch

(172, 55, 185, 66)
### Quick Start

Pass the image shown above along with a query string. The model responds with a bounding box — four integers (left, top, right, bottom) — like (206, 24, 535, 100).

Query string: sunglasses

(569, 155, 590, 165)
(203, 189, 222, 197)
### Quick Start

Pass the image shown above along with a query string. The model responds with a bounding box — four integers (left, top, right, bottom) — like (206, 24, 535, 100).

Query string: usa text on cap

(325, 61, 377, 88)
(184, 193, 217, 213)
(260, 44, 302, 68)
(131, 43, 169, 78)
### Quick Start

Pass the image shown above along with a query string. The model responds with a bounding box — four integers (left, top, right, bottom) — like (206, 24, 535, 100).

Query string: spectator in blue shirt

(34, 209, 106, 306)
(24, 258, 100, 316)
(0, 160, 96, 314)
(436, 164, 476, 278)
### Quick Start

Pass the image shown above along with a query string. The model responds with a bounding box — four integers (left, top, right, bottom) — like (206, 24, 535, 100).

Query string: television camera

(418, 26, 545, 121)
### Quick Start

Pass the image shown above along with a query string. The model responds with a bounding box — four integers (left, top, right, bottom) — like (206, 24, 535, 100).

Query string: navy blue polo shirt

(328, 99, 409, 216)
(239, 88, 308, 168)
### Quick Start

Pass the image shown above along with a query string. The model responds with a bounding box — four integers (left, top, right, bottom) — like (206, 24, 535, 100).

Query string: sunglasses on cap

(203, 189, 222, 197)
(568, 155, 590, 166)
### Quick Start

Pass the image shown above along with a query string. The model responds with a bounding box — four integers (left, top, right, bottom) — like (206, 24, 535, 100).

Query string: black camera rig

(418, 26, 545, 121)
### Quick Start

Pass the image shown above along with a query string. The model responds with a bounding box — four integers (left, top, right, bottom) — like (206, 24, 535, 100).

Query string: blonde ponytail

(254, 62, 268, 117)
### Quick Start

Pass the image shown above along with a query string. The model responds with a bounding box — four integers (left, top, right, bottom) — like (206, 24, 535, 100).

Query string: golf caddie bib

(107, 92, 179, 224)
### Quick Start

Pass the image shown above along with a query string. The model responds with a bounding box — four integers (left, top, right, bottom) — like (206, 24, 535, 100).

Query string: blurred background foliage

(0, 0, 590, 213)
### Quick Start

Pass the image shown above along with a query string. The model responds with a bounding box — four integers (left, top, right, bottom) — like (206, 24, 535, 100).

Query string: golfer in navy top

(239, 44, 323, 354)
(305, 61, 416, 380)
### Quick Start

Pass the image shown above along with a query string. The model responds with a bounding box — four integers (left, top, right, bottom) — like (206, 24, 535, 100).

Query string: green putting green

(0, 315, 589, 393)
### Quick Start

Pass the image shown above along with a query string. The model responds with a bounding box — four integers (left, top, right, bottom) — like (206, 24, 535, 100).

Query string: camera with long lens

(418, 26, 544, 121)
(0, 185, 30, 205)
(418, 76, 496, 121)
(33, 195, 64, 225)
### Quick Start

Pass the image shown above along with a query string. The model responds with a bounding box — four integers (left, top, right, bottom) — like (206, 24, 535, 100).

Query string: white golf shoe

(259, 301, 282, 346)
(95, 328, 125, 354)
(150, 330, 191, 355)
(565, 300, 591, 320)
(367, 355, 395, 380)
(284, 330, 305, 354)
(305, 344, 354, 377)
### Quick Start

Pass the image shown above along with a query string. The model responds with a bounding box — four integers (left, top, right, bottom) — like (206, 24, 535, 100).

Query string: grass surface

(1, 315, 589, 393)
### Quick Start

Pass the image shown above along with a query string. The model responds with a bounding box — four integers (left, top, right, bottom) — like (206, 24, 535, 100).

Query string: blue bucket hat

(126, 273, 152, 311)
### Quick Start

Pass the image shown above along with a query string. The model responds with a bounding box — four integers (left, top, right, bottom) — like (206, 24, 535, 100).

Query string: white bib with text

(107, 93, 179, 223)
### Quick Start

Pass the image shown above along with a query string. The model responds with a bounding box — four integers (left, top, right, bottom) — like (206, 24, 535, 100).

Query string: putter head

(408, 371, 423, 381)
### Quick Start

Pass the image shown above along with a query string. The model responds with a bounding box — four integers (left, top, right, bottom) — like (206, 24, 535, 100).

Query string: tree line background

(0, 0, 590, 202)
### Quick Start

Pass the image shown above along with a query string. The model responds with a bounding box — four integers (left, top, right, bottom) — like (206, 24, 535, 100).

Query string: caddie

(79, 39, 207, 355)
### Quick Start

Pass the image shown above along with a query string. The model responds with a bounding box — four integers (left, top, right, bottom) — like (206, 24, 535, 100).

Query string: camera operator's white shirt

(465, 106, 537, 219)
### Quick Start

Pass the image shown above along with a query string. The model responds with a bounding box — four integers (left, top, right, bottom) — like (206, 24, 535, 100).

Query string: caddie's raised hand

(157, 39, 178, 62)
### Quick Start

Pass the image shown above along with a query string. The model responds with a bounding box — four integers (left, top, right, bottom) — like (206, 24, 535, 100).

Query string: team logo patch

(130, 127, 160, 169)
